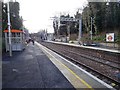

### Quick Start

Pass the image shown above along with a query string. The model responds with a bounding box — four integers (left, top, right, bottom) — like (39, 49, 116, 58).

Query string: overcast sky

(5, 0, 88, 33)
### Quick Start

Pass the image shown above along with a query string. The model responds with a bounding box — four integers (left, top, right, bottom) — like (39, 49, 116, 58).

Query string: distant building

(38, 30, 47, 41)
(47, 33, 54, 41)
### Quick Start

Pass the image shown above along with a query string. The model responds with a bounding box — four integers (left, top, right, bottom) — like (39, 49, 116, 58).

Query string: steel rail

(62, 49, 120, 69)
(40, 42, 120, 88)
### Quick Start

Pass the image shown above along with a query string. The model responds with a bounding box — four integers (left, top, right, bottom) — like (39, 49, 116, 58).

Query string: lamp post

(7, 0, 12, 56)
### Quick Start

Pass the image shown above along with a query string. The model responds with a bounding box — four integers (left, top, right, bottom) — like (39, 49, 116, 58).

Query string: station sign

(106, 33, 114, 42)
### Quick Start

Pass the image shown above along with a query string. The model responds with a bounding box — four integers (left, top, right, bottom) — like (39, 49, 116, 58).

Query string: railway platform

(2, 43, 74, 89)
(44, 40, 120, 53)
(2, 42, 115, 89)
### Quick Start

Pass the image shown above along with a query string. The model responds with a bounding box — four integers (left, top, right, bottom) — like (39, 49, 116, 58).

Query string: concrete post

(78, 17, 82, 44)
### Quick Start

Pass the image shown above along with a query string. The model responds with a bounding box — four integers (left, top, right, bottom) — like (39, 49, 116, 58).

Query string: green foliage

(92, 35, 105, 42)
(2, 2, 23, 31)
(115, 35, 120, 43)
(82, 2, 120, 34)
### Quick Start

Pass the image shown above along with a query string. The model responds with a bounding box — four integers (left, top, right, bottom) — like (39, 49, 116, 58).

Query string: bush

(115, 35, 120, 44)
(69, 40, 74, 43)
(92, 35, 105, 42)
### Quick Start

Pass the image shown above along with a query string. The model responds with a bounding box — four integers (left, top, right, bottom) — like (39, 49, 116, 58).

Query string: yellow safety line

(36, 42, 94, 90)
(56, 59, 93, 89)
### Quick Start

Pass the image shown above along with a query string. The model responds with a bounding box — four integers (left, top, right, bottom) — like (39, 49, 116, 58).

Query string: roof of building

(4, 29, 24, 33)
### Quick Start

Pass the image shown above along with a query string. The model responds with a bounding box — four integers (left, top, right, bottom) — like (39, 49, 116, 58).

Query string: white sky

(5, 0, 88, 33)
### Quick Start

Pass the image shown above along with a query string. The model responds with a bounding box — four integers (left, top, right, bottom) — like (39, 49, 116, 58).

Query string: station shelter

(4, 29, 26, 51)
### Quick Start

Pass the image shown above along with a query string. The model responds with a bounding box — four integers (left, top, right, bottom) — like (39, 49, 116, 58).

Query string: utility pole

(90, 17, 93, 40)
(7, 1, 12, 56)
(67, 22, 70, 41)
(78, 16, 82, 43)
(77, 8, 83, 44)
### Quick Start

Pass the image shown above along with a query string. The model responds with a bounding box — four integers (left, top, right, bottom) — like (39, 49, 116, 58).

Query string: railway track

(58, 43, 120, 64)
(40, 41, 120, 89)
(61, 49, 120, 69)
